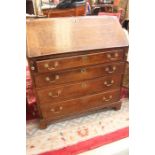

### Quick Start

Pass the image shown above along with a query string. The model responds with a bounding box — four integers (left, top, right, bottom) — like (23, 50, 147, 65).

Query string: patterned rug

(26, 98, 129, 155)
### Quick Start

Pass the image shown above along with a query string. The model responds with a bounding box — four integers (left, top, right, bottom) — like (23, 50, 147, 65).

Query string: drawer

(37, 75, 122, 103)
(34, 62, 125, 88)
(36, 49, 124, 73)
(48, 11, 75, 18)
(40, 89, 120, 120)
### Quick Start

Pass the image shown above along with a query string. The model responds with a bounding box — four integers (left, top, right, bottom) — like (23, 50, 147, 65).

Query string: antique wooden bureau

(26, 16, 128, 129)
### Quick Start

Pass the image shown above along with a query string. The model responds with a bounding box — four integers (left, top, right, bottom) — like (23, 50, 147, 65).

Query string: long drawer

(34, 62, 125, 88)
(40, 89, 120, 120)
(36, 49, 124, 73)
(37, 75, 122, 103)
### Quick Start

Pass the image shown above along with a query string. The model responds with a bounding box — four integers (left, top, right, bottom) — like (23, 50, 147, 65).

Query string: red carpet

(27, 99, 128, 155)
(40, 127, 129, 155)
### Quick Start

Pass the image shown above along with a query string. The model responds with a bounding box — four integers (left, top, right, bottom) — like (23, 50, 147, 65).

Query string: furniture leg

(39, 119, 47, 129)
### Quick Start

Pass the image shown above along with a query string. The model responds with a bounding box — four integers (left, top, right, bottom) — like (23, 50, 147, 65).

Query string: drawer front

(34, 62, 125, 88)
(76, 6, 85, 16)
(48, 11, 75, 17)
(37, 75, 122, 103)
(40, 89, 120, 119)
(36, 49, 124, 73)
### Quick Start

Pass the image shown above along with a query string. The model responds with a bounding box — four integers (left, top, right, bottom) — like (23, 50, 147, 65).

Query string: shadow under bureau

(26, 16, 128, 129)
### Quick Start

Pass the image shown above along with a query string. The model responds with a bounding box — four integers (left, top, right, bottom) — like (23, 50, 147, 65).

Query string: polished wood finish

(37, 75, 122, 103)
(26, 16, 128, 129)
(40, 89, 120, 121)
(34, 62, 125, 87)
(42, 5, 85, 18)
(36, 49, 124, 73)
(26, 16, 128, 57)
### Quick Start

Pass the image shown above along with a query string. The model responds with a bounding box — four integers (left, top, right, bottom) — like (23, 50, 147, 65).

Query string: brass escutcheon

(81, 68, 86, 73)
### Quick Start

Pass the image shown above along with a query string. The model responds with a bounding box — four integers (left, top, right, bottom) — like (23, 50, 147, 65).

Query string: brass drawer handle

(45, 75, 59, 83)
(48, 90, 61, 98)
(44, 61, 59, 70)
(102, 95, 112, 102)
(107, 53, 119, 60)
(104, 80, 114, 87)
(50, 106, 63, 113)
(105, 66, 116, 74)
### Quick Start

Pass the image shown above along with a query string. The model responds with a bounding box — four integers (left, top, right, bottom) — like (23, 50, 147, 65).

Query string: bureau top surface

(26, 16, 128, 58)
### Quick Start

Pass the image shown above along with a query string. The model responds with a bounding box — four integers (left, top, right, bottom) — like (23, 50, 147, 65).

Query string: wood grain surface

(26, 16, 128, 57)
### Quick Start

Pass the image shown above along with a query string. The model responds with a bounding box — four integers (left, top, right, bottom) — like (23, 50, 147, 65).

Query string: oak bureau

(26, 16, 129, 129)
